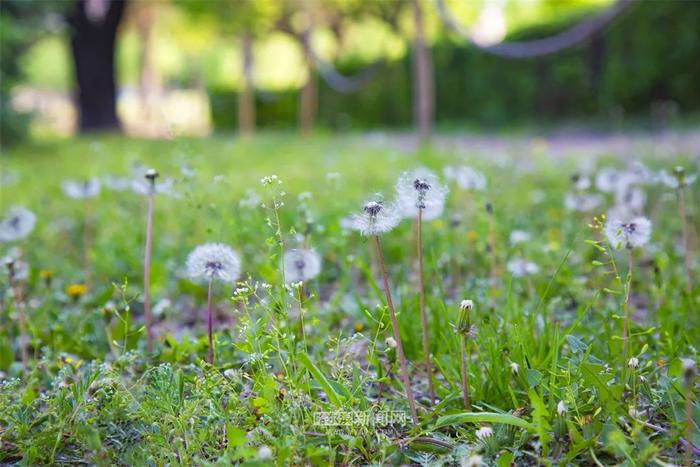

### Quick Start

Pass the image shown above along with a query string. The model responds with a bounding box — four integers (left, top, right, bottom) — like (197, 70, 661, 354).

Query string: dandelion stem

(373, 235, 418, 424)
(460, 334, 471, 410)
(143, 192, 155, 353)
(678, 188, 693, 294)
(83, 200, 92, 289)
(622, 248, 633, 361)
(685, 378, 694, 467)
(207, 276, 214, 365)
(7, 267, 28, 372)
(417, 208, 435, 405)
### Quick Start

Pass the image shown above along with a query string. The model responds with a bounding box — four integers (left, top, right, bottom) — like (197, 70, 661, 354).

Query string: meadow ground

(0, 131, 698, 465)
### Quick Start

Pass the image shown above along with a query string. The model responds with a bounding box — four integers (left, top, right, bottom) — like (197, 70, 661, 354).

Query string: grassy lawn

(0, 133, 698, 465)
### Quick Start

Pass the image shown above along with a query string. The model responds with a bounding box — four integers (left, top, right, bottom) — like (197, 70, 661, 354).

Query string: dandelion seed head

(186, 243, 241, 283)
(507, 258, 539, 277)
(349, 197, 400, 236)
(396, 169, 448, 220)
(571, 173, 591, 191)
(510, 362, 520, 375)
(509, 230, 531, 245)
(658, 167, 697, 189)
(462, 454, 483, 467)
(557, 400, 567, 417)
(595, 168, 621, 193)
(475, 426, 494, 440)
(460, 299, 474, 311)
(385, 337, 397, 349)
(61, 178, 101, 199)
(604, 215, 652, 249)
(628, 357, 639, 369)
(444, 165, 487, 191)
(283, 249, 321, 284)
(0, 206, 36, 242)
(564, 193, 603, 212)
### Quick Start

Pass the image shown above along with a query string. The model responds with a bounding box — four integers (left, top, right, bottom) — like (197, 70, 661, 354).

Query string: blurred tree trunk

(238, 32, 255, 136)
(67, 0, 126, 133)
(299, 32, 317, 135)
(412, 0, 433, 141)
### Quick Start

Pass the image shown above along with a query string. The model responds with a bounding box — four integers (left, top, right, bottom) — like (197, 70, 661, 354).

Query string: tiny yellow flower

(66, 283, 87, 299)
(40, 270, 53, 280)
(353, 322, 364, 332)
(466, 230, 478, 242)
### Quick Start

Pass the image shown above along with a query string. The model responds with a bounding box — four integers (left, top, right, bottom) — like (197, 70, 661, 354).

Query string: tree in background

(179, 0, 281, 136)
(66, 0, 126, 133)
(0, 1, 66, 145)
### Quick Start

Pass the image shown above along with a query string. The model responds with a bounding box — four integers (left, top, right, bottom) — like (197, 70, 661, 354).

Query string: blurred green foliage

(209, 1, 700, 131)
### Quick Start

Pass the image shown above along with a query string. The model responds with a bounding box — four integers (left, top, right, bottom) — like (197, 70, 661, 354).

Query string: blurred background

(1, 0, 699, 146)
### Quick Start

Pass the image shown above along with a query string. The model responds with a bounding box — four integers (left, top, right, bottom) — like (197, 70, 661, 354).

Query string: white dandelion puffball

(443, 165, 487, 191)
(570, 173, 591, 191)
(61, 178, 101, 199)
(132, 176, 177, 197)
(507, 258, 539, 277)
(475, 426, 494, 440)
(595, 168, 621, 193)
(283, 249, 321, 283)
(658, 169, 697, 189)
(604, 216, 652, 249)
(614, 186, 646, 213)
(509, 230, 531, 245)
(186, 243, 241, 282)
(0, 206, 36, 242)
(349, 198, 401, 236)
(102, 175, 132, 191)
(395, 168, 448, 221)
(557, 401, 567, 417)
(564, 193, 603, 212)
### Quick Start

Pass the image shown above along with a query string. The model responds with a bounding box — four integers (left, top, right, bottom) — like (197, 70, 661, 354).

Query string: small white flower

(557, 400, 567, 417)
(461, 454, 483, 467)
(628, 357, 639, 369)
(564, 193, 603, 212)
(349, 197, 401, 236)
(186, 243, 241, 283)
(444, 165, 487, 191)
(385, 337, 397, 349)
(475, 426, 494, 440)
(283, 249, 321, 284)
(510, 362, 520, 375)
(460, 299, 474, 311)
(507, 258, 539, 277)
(0, 206, 36, 242)
(395, 168, 448, 221)
(509, 230, 531, 245)
(604, 216, 652, 249)
(257, 445, 273, 460)
(61, 178, 101, 199)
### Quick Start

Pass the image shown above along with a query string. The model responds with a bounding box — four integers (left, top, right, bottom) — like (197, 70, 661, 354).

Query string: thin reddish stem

(143, 193, 155, 353)
(417, 209, 435, 404)
(373, 235, 418, 424)
(460, 334, 471, 410)
(679, 189, 693, 294)
(207, 277, 214, 365)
